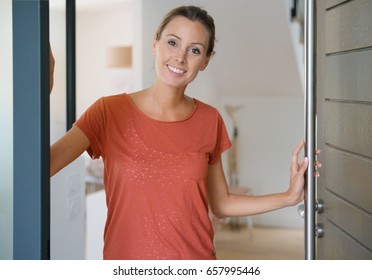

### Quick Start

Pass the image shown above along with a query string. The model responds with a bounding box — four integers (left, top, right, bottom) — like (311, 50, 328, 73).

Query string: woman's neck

(130, 84, 195, 122)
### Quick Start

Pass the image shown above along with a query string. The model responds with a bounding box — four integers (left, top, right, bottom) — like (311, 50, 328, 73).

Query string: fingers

(292, 141, 321, 164)
(298, 157, 309, 175)
(291, 141, 322, 178)
(314, 159, 322, 177)
(292, 140, 305, 158)
(291, 140, 305, 173)
(314, 148, 322, 176)
(297, 157, 321, 177)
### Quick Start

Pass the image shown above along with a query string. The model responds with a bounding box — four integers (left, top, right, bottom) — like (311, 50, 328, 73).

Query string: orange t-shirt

(74, 93, 231, 259)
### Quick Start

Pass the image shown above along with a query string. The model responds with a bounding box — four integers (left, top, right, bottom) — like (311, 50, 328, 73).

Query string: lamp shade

(106, 46, 132, 68)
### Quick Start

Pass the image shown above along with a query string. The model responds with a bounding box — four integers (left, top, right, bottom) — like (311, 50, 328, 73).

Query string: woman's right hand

(49, 43, 55, 93)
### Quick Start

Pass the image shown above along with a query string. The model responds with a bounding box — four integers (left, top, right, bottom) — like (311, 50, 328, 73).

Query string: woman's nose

(175, 50, 187, 64)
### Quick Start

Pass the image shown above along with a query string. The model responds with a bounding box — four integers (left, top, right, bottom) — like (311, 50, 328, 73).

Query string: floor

(214, 225, 304, 260)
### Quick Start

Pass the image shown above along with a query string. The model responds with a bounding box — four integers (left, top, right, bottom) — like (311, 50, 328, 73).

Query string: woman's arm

(50, 126, 90, 177)
(206, 140, 309, 219)
(48, 46, 90, 176)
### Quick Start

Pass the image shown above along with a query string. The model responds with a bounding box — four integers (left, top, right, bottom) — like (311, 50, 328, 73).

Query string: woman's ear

(200, 56, 211, 71)
(152, 32, 158, 55)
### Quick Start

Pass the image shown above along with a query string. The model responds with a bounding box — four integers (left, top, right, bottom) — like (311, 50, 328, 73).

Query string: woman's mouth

(167, 65, 186, 74)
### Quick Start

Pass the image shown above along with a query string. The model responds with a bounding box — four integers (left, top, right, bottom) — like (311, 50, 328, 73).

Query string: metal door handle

(315, 199, 324, 213)
(316, 224, 324, 238)
(298, 205, 324, 239)
(298, 204, 305, 218)
(304, 0, 316, 260)
(298, 199, 324, 219)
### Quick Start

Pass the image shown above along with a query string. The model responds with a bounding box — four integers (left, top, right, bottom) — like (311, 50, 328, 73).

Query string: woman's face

(152, 16, 211, 89)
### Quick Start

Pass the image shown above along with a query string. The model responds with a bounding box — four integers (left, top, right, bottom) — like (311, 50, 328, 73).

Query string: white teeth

(167, 65, 186, 74)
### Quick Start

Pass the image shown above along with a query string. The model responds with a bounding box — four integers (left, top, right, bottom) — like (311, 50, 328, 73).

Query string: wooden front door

(315, 0, 372, 259)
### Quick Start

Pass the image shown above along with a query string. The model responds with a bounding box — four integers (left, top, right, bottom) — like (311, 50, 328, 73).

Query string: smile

(167, 65, 186, 74)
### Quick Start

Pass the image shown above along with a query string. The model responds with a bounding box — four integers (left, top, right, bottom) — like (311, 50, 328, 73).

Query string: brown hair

(155, 6, 216, 57)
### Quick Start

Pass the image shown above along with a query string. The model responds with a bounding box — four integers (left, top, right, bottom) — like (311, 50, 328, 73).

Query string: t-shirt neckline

(125, 93, 199, 124)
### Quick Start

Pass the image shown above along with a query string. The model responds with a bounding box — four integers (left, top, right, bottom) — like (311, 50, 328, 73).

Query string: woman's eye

(168, 40, 177, 47)
(190, 48, 201, 55)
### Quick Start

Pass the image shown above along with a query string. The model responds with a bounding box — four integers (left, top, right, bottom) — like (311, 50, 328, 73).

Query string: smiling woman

(50, 5, 312, 260)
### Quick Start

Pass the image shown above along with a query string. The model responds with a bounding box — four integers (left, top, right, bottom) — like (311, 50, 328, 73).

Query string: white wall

(0, 0, 13, 260)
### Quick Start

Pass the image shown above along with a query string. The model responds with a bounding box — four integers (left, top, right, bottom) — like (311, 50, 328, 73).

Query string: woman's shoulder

(99, 92, 129, 103)
(194, 98, 221, 117)
(83, 93, 131, 118)
(92, 93, 130, 108)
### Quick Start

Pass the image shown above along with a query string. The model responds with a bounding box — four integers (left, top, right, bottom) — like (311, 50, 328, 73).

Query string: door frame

(13, 0, 51, 259)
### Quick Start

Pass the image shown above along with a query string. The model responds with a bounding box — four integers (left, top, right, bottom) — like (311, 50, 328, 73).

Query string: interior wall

(0, 0, 13, 260)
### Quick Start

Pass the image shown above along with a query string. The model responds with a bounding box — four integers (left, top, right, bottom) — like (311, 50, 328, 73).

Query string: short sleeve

(209, 112, 232, 164)
(73, 98, 106, 159)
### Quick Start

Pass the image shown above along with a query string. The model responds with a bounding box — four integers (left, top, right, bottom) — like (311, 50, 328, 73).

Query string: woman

(51, 5, 317, 260)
